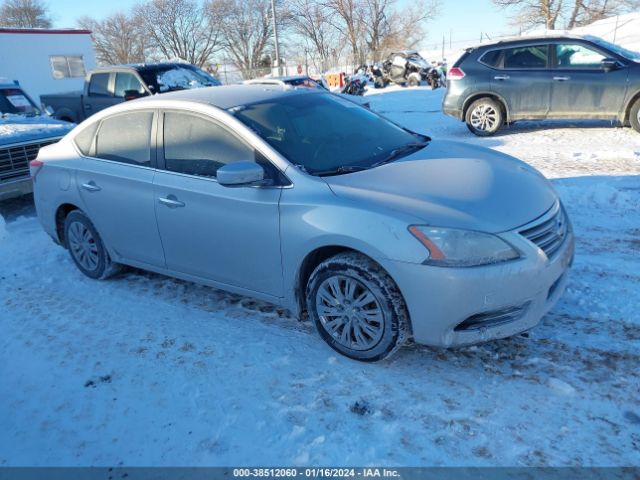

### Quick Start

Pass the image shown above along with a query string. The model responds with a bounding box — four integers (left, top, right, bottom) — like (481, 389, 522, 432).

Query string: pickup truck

(1, 80, 73, 201)
(41, 62, 221, 123)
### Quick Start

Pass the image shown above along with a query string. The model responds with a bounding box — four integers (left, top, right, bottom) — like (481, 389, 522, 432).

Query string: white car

(243, 75, 371, 108)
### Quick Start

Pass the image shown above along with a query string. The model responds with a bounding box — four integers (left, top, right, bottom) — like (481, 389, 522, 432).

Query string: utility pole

(271, 0, 281, 76)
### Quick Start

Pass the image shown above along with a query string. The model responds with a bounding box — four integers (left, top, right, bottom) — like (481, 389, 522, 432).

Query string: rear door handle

(553, 76, 571, 81)
(158, 196, 185, 208)
(81, 181, 101, 192)
(494, 75, 510, 80)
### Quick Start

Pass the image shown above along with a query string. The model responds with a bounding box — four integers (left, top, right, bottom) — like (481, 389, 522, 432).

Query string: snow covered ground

(0, 87, 639, 467)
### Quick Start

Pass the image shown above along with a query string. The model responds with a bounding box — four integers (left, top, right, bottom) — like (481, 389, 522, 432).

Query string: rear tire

(630, 98, 640, 133)
(64, 210, 118, 280)
(465, 97, 503, 136)
(305, 252, 409, 362)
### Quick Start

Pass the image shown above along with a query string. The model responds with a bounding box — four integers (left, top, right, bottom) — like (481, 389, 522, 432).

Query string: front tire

(305, 252, 409, 362)
(630, 98, 640, 133)
(64, 210, 117, 280)
(465, 97, 503, 136)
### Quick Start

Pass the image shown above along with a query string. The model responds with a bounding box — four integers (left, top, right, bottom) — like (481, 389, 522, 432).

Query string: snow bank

(571, 13, 640, 53)
(554, 178, 638, 211)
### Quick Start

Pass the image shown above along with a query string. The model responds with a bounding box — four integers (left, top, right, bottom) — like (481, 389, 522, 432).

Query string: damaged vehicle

(31, 85, 574, 361)
(382, 50, 430, 86)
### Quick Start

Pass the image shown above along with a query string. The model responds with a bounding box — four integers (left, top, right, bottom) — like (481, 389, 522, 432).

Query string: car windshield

(0, 87, 40, 116)
(231, 92, 427, 175)
(586, 36, 640, 61)
(139, 66, 217, 93)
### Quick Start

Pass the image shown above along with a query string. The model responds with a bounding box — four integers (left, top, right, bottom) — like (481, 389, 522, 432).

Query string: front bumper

(0, 176, 32, 201)
(383, 228, 575, 347)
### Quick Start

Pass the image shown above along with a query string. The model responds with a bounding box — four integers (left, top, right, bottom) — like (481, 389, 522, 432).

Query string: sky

(49, 0, 515, 52)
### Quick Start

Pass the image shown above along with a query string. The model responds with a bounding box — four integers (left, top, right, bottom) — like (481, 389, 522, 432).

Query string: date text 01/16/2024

(232, 468, 401, 478)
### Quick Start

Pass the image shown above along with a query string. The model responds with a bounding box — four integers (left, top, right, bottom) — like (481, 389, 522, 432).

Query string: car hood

(324, 140, 557, 233)
(0, 115, 74, 147)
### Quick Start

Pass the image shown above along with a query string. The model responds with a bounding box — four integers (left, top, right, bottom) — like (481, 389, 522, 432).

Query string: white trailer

(0, 28, 96, 105)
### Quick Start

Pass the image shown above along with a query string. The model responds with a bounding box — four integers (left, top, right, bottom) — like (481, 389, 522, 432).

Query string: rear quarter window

(479, 49, 502, 68)
(74, 122, 99, 156)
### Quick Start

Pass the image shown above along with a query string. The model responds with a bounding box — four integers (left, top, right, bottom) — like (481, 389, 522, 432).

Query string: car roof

(91, 62, 197, 73)
(136, 84, 320, 110)
(473, 33, 593, 50)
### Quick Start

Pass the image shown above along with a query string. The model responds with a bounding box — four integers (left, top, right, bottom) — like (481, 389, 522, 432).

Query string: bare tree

(363, 0, 439, 60)
(495, 0, 639, 30)
(566, 0, 640, 28)
(288, 0, 342, 71)
(77, 13, 147, 65)
(207, 0, 275, 79)
(134, 0, 223, 68)
(325, 0, 367, 67)
(0, 0, 51, 28)
(493, 0, 564, 29)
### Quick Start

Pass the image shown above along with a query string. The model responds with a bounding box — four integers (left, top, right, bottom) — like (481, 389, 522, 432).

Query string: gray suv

(443, 34, 640, 136)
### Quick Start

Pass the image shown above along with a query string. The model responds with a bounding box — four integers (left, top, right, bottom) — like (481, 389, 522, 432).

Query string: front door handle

(81, 181, 101, 192)
(553, 76, 571, 81)
(494, 75, 510, 80)
(158, 195, 185, 208)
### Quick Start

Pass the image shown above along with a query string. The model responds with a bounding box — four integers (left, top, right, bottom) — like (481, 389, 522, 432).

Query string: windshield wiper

(312, 165, 371, 177)
(372, 142, 428, 168)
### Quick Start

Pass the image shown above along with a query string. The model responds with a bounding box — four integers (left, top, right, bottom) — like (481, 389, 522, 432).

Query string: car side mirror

(124, 90, 144, 101)
(601, 58, 618, 72)
(217, 161, 265, 186)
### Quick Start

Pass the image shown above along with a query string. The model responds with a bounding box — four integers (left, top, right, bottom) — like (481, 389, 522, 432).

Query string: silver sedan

(31, 85, 574, 361)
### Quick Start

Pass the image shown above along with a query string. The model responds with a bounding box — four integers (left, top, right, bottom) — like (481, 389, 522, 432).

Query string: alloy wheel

(470, 103, 498, 131)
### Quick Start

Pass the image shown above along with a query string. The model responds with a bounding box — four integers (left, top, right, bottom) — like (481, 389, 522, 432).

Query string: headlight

(409, 226, 520, 267)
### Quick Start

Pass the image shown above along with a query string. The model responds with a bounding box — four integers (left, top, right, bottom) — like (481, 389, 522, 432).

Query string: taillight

(29, 159, 44, 182)
(448, 67, 465, 80)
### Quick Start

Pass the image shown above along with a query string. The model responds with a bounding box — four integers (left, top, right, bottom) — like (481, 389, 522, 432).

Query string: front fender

(278, 187, 427, 315)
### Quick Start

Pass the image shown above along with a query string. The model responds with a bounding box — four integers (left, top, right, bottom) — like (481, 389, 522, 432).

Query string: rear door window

(503, 45, 548, 69)
(95, 111, 154, 166)
(88, 73, 111, 97)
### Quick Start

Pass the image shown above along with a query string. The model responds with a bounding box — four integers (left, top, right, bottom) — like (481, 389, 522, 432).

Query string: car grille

(0, 139, 59, 182)
(519, 203, 568, 259)
(455, 302, 530, 332)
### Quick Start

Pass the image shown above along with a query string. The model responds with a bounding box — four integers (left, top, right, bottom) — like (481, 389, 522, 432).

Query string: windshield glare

(232, 93, 423, 175)
(587, 36, 640, 61)
(141, 66, 216, 93)
(0, 88, 39, 115)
